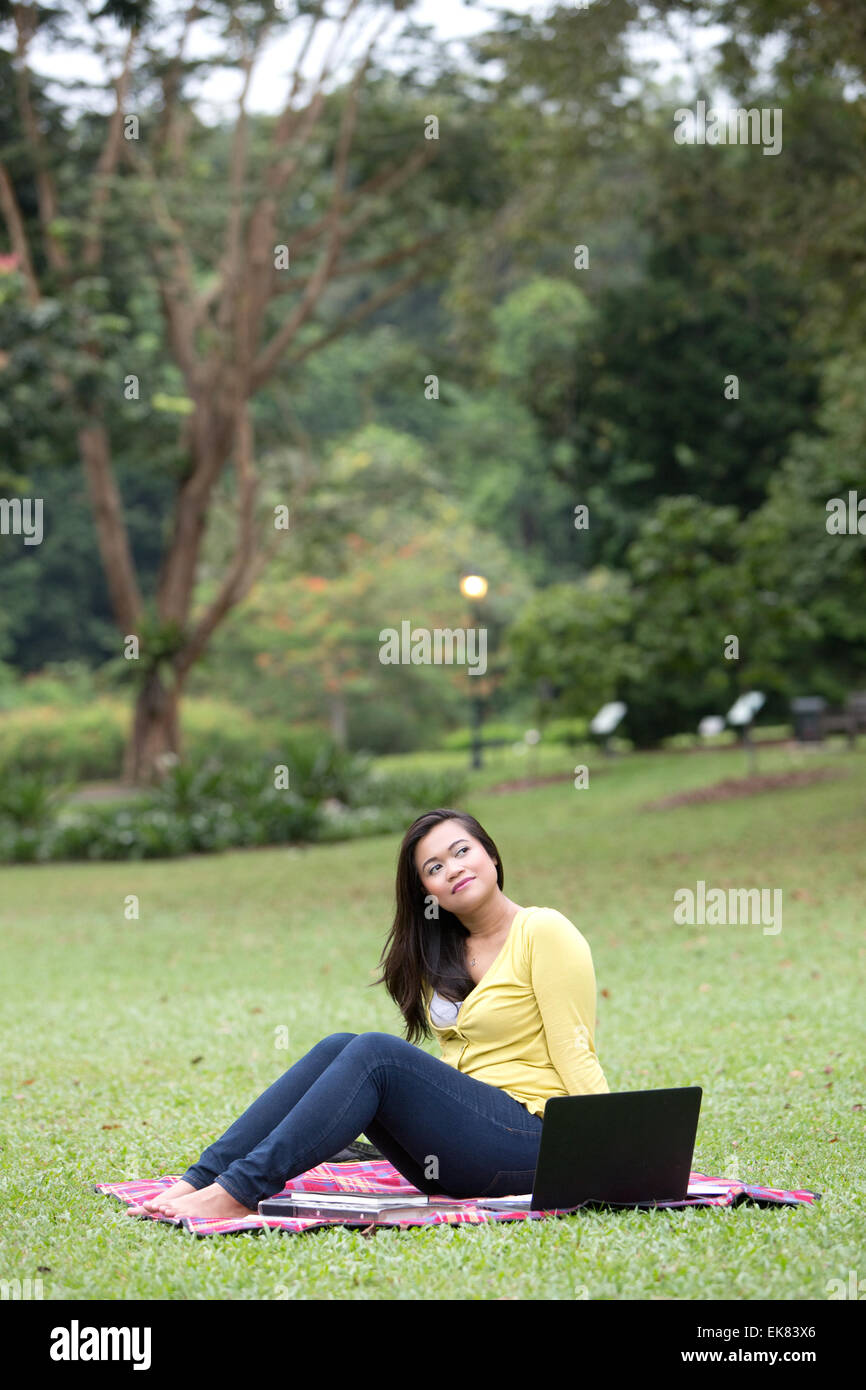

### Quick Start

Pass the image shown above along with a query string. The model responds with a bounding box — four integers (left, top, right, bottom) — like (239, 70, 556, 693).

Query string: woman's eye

(427, 846, 468, 874)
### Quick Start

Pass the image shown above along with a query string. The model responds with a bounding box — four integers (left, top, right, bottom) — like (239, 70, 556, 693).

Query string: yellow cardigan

(422, 905, 609, 1118)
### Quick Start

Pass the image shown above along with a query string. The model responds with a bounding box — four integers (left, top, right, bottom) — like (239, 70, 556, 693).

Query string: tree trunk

(329, 690, 348, 748)
(123, 670, 182, 785)
(119, 401, 237, 786)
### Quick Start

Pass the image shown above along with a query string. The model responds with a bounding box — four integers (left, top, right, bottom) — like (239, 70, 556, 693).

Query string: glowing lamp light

(459, 573, 488, 600)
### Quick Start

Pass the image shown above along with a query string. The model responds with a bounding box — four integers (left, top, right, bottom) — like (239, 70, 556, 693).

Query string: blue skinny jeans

(180, 1031, 544, 1208)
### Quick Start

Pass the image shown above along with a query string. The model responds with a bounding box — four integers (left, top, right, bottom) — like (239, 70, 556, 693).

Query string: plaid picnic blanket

(94, 1160, 821, 1237)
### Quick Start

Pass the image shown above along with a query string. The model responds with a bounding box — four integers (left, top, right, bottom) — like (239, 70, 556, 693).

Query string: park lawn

(0, 741, 864, 1301)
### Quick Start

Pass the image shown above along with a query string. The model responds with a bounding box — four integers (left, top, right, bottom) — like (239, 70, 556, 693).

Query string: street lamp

(459, 572, 488, 769)
(459, 573, 488, 602)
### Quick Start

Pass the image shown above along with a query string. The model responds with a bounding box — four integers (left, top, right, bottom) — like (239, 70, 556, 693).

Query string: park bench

(821, 691, 866, 747)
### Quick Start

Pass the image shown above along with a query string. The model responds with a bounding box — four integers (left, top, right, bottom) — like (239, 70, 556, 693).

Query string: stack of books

(258, 1193, 474, 1223)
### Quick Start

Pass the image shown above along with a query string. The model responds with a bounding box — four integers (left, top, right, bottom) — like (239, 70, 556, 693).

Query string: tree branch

(119, 138, 203, 388)
(78, 411, 144, 632)
(0, 161, 41, 305)
(272, 231, 440, 293)
(153, 0, 200, 170)
(283, 262, 429, 370)
(263, 0, 364, 192)
(198, 0, 360, 345)
(249, 12, 403, 391)
(288, 141, 437, 255)
(11, 3, 68, 274)
(82, 28, 138, 269)
(175, 401, 260, 678)
(215, 19, 271, 354)
(177, 404, 323, 676)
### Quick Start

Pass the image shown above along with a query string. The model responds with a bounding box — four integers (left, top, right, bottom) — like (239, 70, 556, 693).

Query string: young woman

(131, 807, 610, 1219)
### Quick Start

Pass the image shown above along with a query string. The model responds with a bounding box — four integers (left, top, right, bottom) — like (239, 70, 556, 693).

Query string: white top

(429, 989, 462, 1027)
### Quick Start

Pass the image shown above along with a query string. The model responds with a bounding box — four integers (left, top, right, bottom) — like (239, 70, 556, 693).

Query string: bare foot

(150, 1180, 256, 1220)
(128, 1180, 198, 1216)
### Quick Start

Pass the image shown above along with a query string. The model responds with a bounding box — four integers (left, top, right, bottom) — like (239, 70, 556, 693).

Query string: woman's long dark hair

(369, 808, 504, 1045)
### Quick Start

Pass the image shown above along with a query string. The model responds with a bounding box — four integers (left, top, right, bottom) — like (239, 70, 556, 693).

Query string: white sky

(19, 0, 734, 123)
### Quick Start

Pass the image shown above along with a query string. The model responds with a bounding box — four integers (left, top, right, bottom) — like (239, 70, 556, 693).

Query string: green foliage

(344, 697, 429, 755)
(0, 660, 98, 710)
(0, 699, 128, 779)
(738, 348, 866, 700)
(503, 570, 637, 724)
(103, 612, 186, 687)
(438, 720, 527, 750)
(350, 764, 469, 813)
(0, 733, 469, 862)
(0, 464, 174, 674)
(580, 252, 821, 520)
(0, 763, 73, 828)
(618, 497, 757, 743)
(436, 716, 594, 753)
(487, 276, 595, 429)
(144, 755, 327, 856)
(198, 434, 530, 745)
(541, 716, 591, 746)
(2, 0, 865, 766)
(0, 696, 287, 780)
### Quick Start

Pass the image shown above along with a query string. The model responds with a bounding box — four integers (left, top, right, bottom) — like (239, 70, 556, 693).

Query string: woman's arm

(528, 911, 610, 1095)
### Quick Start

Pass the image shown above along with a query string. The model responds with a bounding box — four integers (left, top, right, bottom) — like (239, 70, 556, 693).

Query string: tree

(195, 421, 533, 750)
(620, 495, 790, 743)
(503, 570, 637, 728)
(0, 0, 451, 781)
(740, 348, 866, 701)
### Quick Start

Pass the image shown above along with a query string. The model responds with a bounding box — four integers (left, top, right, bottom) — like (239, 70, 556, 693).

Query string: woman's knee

(313, 1031, 358, 1056)
(343, 1030, 411, 1054)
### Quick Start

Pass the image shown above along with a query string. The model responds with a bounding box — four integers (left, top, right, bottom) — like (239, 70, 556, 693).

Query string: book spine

(261, 1204, 429, 1222)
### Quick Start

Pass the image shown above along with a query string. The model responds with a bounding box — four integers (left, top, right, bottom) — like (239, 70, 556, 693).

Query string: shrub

(0, 697, 289, 782)
(0, 734, 469, 864)
(438, 721, 526, 751)
(178, 699, 286, 767)
(268, 732, 373, 803)
(0, 700, 128, 780)
(542, 716, 591, 746)
(0, 763, 74, 828)
(346, 699, 428, 754)
(352, 765, 469, 812)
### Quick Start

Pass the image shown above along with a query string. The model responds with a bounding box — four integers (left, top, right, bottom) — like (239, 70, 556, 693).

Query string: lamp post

(459, 572, 488, 770)
(727, 691, 765, 777)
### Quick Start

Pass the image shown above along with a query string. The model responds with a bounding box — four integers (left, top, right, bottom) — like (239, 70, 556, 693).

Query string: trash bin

(791, 696, 826, 742)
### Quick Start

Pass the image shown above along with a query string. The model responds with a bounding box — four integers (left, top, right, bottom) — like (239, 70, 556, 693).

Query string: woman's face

(413, 819, 498, 916)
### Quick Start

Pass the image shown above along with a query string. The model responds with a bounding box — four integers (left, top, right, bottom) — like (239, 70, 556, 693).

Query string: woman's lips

(452, 877, 475, 893)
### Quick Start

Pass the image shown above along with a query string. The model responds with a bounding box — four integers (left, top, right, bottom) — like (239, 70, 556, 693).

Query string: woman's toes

(123, 1182, 254, 1221)
(140, 1181, 196, 1212)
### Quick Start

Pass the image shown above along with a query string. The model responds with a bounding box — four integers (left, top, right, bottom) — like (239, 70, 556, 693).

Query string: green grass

(1, 740, 864, 1300)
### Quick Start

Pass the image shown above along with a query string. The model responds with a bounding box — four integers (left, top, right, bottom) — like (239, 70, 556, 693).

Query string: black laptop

(481, 1086, 703, 1211)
